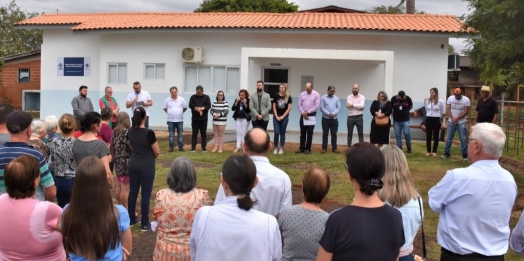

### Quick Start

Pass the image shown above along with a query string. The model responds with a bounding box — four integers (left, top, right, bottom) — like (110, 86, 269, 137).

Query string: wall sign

(57, 57, 91, 76)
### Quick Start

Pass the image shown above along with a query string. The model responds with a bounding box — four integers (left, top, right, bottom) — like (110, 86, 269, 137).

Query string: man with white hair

(429, 123, 516, 261)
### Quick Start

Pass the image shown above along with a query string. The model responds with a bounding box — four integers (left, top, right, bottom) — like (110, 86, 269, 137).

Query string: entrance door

(262, 68, 289, 130)
(263, 68, 289, 101)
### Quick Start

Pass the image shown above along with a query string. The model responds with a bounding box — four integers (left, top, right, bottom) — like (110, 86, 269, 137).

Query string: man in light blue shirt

(428, 123, 517, 260)
(319, 85, 341, 153)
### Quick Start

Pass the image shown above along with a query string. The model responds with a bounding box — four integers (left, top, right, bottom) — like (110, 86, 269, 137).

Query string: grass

(132, 138, 524, 260)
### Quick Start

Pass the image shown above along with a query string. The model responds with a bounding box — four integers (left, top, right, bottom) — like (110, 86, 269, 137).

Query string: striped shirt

(0, 142, 54, 201)
(210, 101, 229, 125)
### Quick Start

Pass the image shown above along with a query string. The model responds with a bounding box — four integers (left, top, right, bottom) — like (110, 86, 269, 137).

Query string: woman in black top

(231, 89, 251, 153)
(272, 83, 292, 154)
(369, 91, 392, 148)
(127, 107, 160, 231)
(318, 143, 405, 261)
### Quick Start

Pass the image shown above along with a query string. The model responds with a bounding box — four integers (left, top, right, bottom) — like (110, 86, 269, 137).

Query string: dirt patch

(129, 232, 156, 261)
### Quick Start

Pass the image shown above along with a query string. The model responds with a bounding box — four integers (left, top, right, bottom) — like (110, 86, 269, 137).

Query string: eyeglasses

(468, 138, 477, 142)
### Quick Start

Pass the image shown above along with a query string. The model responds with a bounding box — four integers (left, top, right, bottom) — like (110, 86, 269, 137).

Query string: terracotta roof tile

(16, 12, 467, 33)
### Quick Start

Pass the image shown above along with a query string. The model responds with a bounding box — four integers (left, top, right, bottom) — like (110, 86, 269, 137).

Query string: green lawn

(134, 139, 524, 260)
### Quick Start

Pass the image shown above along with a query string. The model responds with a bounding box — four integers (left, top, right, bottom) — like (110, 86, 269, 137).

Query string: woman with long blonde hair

(424, 88, 445, 157)
(111, 111, 131, 208)
(272, 83, 292, 154)
(378, 145, 423, 261)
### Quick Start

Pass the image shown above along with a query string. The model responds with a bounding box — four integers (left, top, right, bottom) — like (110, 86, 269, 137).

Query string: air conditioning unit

(181, 46, 204, 63)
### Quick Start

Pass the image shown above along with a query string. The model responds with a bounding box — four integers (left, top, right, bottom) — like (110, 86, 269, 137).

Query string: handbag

(413, 197, 427, 261)
(374, 116, 389, 126)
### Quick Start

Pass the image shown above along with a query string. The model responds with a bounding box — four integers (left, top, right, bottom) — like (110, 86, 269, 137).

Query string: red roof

(16, 12, 466, 33)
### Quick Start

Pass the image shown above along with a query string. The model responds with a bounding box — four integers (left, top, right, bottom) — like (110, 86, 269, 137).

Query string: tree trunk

(406, 0, 415, 14)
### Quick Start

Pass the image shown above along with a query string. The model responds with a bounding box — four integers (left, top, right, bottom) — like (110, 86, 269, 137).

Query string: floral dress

(153, 188, 212, 261)
(48, 137, 76, 178)
(111, 129, 131, 176)
(27, 139, 48, 162)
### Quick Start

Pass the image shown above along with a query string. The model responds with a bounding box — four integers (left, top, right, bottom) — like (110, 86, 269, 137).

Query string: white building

(17, 12, 465, 134)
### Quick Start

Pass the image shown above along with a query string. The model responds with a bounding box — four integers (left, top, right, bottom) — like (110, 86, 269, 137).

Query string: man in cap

(442, 88, 470, 161)
(474, 85, 499, 124)
(391, 90, 413, 153)
(0, 111, 56, 201)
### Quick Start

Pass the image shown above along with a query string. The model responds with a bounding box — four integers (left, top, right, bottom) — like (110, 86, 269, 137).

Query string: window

(144, 64, 165, 80)
(184, 65, 239, 94)
(18, 69, 30, 83)
(108, 63, 127, 84)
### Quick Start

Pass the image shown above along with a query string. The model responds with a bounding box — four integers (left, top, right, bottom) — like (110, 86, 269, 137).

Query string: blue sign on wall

(57, 57, 91, 77)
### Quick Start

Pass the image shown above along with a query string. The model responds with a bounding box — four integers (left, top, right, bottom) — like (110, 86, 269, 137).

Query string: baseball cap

(453, 88, 462, 95)
(480, 86, 491, 92)
(6, 111, 33, 134)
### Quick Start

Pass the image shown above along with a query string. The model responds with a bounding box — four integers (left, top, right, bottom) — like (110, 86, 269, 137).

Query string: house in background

(0, 49, 41, 110)
(16, 12, 467, 134)
(447, 55, 482, 99)
(298, 5, 366, 13)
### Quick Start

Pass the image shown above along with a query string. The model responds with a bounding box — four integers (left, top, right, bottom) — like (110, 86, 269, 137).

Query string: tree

(449, 45, 455, 54)
(368, 5, 405, 14)
(0, 0, 42, 58)
(368, 4, 424, 14)
(194, 0, 298, 13)
(396, 0, 416, 14)
(462, 0, 524, 92)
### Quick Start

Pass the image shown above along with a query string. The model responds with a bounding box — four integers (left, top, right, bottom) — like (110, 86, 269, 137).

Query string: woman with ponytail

(317, 142, 405, 261)
(127, 107, 160, 231)
(190, 155, 282, 261)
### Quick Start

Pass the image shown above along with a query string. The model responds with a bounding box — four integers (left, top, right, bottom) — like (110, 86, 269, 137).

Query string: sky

(2, 0, 471, 52)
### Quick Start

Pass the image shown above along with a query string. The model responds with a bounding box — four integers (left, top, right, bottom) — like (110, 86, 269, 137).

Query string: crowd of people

(0, 80, 520, 261)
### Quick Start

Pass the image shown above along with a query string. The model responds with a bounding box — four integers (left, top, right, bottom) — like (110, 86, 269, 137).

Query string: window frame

(18, 68, 30, 83)
(183, 65, 240, 94)
(107, 63, 127, 85)
(144, 63, 165, 81)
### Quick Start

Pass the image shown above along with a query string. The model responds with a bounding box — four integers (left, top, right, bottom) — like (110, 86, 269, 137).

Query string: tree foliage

(0, 0, 42, 58)
(463, 0, 524, 93)
(194, 0, 298, 12)
(368, 5, 405, 14)
(367, 4, 425, 14)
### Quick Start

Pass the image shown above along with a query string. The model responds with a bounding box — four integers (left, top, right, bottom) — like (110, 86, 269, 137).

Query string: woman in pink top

(0, 155, 66, 261)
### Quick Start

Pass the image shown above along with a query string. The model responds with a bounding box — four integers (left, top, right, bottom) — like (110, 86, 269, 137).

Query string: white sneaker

(279, 148, 284, 154)
(273, 149, 278, 154)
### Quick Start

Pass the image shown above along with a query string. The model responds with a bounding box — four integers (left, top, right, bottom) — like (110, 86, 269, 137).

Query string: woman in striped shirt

(210, 90, 229, 153)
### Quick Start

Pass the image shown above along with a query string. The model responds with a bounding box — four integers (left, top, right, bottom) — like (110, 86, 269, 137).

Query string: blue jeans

(55, 177, 74, 208)
(394, 120, 412, 149)
(399, 254, 415, 261)
(128, 169, 155, 226)
(145, 116, 149, 129)
(273, 116, 289, 148)
(167, 121, 184, 149)
(444, 122, 468, 156)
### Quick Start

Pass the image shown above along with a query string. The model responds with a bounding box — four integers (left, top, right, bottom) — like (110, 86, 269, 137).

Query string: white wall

(40, 29, 449, 132)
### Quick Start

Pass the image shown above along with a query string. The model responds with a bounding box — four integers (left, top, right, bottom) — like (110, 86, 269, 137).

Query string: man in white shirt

(163, 86, 187, 152)
(442, 88, 470, 161)
(214, 128, 292, 217)
(429, 123, 516, 261)
(346, 84, 365, 150)
(126, 81, 153, 128)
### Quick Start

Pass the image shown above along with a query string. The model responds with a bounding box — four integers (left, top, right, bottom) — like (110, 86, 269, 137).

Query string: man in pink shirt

(295, 82, 320, 154)
(346, 84, 365, 149)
